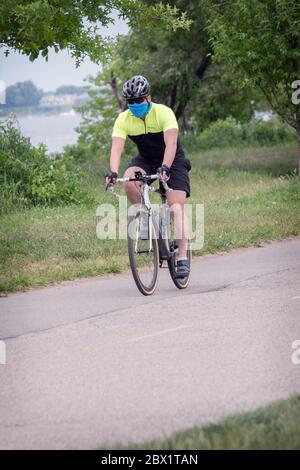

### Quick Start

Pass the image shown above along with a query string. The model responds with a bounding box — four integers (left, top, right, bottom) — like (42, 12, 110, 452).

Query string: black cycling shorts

(126, 155, 192, 197)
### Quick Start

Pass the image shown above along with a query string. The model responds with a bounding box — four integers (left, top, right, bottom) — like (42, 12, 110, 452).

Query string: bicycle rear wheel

(127, 211, 159, 296)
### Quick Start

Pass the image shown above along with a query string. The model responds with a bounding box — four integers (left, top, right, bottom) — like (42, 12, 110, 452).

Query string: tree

(77, 0, 264, 150)
(0, 0, 191, 65)
(187, 63, 266, 131)
(203, 0, 300, 177)
(55, 85, 88, 95)
(77, 70, 119, 154)
(122, 0, 213, 127)
(78, 0, 214, 139)
(6, 81, 43, 107)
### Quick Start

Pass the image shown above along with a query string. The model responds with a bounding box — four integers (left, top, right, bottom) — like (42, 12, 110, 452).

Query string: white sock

(177, 257, 188, 261)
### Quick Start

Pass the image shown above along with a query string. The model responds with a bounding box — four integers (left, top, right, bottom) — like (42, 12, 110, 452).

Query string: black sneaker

(175, 259, 190, 279)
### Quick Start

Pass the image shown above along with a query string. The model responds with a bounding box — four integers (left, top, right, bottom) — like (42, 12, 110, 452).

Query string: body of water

(17, 111, 82, 153)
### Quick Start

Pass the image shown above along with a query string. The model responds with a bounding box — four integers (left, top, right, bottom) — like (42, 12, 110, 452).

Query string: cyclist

(106, 75, 191, 278)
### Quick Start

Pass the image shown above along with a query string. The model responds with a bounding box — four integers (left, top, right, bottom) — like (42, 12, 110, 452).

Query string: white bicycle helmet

(122, 75, 150, 99)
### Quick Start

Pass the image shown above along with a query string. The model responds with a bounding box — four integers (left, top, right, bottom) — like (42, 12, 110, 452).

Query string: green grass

(0, 145, 299, 293)
(101, 395, 300, 450)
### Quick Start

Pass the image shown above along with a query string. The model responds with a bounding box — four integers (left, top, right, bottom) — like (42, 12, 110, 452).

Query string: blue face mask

(128, 101, 152, 118)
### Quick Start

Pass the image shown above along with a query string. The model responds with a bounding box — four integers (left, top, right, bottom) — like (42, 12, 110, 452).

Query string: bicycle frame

(107, 171, 190, 293)
(107, 173, 173, 261)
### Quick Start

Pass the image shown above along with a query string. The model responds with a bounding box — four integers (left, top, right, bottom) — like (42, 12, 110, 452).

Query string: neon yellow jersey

(112, 103, 184, 162)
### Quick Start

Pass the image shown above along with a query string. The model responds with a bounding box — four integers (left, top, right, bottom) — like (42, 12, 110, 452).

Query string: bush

(198, 117, 244, 149)
(62, 142, 87, 162)
(243, 119, 296, 146)
(0, 117, 94, 213)
(181, 117, 296, 151)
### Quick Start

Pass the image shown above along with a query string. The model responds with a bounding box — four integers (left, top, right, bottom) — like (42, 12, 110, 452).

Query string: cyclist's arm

(162, 128, 178, 168)
(110, 137, 126, 173)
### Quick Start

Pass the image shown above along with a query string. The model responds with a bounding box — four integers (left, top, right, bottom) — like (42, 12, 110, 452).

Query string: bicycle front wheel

(127, 212, 159, 296)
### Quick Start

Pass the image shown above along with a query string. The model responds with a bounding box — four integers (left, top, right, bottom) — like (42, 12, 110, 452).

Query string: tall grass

(0, 145, 299, 293)
(103, 395, 300, 450)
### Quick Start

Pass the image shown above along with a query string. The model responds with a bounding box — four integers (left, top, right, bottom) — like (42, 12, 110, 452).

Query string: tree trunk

(181, 111, 189, 133)
(174, 74, 189, 121)
(195, 54, 212, 81)
(110, 72, 123, 111)
(170, 84, 177, 110)
(172, 54, 213, 121)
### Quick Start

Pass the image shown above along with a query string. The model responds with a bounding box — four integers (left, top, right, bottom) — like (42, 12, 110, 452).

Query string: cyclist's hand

(105, 171, 118, 189)
(157, 164, 170, 182)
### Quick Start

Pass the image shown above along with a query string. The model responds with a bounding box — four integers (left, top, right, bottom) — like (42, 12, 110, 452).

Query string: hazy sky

(1, 11, 129, 92)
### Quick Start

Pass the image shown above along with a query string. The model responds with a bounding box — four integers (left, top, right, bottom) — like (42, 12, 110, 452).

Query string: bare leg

(123, 166, 146, 204)
(167, 190, 189, 258)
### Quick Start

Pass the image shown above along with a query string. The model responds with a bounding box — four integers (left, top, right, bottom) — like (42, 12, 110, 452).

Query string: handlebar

(106, 172, 172, 197)
(116, 173, 159, 183)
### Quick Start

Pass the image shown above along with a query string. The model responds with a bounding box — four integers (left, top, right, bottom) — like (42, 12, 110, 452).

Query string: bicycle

(107, 171, 191, 296)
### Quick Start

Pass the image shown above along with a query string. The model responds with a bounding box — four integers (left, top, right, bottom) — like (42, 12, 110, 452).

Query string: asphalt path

(0, 237, 299, 449)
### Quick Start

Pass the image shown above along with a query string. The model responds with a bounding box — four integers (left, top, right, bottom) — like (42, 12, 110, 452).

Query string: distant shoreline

(2, 111, 82, 153)
(0, 105, 80, 118)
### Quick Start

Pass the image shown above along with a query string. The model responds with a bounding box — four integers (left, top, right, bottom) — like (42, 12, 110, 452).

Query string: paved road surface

(0, 237, 300, 449)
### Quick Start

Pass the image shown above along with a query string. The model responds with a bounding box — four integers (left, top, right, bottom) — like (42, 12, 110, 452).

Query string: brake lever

(158, 174, 173, 193)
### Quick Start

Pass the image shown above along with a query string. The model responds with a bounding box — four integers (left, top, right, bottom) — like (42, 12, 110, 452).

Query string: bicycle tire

(127, 212, 159, 296)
